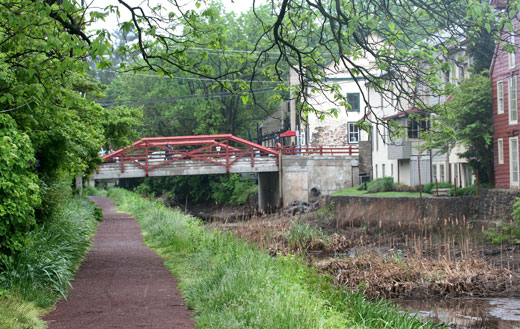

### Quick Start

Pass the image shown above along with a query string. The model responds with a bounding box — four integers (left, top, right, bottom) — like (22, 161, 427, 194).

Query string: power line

(95, 69, 284, 84)
(98, 88, 277, 107)
(0, 101, 33, 114)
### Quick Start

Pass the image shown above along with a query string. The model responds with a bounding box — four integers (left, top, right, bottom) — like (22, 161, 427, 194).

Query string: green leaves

(421, 73, 494, 183)
(0, 115, 40, 254)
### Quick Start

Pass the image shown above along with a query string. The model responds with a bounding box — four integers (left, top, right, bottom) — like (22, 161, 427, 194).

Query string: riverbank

(214, 210, 520, 301)
(108, 187, 441, 329)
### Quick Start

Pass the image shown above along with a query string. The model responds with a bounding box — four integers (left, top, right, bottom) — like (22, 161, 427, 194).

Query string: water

(395, 298, 520, 328)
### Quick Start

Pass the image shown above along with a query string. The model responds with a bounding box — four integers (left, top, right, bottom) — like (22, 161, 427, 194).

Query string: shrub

(513, 197, 520, 221)
(210, 174, 257, 204)
(0, 115, 41, 255)
(366, 177, 394, 193)
(422, 182, 453, 194)
(451, 184, 477, 196)
(0, 196, 99, 308)
(285, 221, 327, 251)
(84, 185, 106, 197)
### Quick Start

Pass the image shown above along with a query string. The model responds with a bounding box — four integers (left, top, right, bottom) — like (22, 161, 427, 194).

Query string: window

(510, 137, 519, 186)
(407, 117, 429, 139)
(498, 138, 504, 164)
(347, 122, 359, 143)
(391, 163, 394, 178)
(347, 93, 360, 111)
(458, 66, 464, 82)
(432, 164, 438, 182)
(509, 76, 517, 124)
(498, 80, 504, 114)
(439, 164, 445, 182)
(382, 164, 386, 177)
(510, 33, 516, 69)
(375, 164, 378, 179)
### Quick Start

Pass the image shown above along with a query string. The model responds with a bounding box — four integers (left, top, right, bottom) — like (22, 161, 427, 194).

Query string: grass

(108, 187, 442, 329)
(332, 185, 431, 197)
(0, 196, 100, 328)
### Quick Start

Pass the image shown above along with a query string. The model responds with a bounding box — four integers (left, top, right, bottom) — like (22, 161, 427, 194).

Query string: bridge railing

(277, 144, 359, 156)
(101, 134, 279, 176)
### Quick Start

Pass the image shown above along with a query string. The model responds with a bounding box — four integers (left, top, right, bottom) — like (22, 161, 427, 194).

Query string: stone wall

(324, 189, 520, 223)
(282, 155, 358, 205)
(478, 189, 520, 220)
(310, 124, 349, 145)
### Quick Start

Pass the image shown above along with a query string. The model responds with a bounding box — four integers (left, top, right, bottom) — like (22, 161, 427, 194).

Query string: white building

(370, 42, 474, 187)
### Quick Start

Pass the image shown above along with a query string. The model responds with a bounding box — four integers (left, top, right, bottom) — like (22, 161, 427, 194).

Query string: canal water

(395, 298, 520, 328)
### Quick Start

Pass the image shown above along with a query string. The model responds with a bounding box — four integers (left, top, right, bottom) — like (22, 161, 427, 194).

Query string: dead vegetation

(316, 256, 520, 300)
(212, 208, 520, 300)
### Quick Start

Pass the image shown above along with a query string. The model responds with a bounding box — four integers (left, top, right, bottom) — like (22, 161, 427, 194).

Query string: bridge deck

(94, 157, 278, 180)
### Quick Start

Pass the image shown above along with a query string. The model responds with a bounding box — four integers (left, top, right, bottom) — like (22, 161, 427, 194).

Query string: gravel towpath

(44, 196, 194, 329)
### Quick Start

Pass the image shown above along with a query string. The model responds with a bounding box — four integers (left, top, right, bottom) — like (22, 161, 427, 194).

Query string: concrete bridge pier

(258, 172, 280, 213)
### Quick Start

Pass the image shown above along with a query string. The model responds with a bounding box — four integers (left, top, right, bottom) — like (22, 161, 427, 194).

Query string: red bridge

(93, 134, 359, 211)
(95, 134, 358, 180)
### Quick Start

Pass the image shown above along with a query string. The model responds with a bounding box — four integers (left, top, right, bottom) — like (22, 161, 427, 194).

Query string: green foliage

(102, 105, 143, 149)
(422, 182, 454, 194)
(484, 198, 520, 244)
(132, 174, 257, 205)
(366, 177, 395, 193)
(84, 185, 107, 197)
(422, 73, 494, 184)
(0, 0, 141, 254)
(450, 184, 478, 196)
(0, 293, 45, 329)
(512, 198, 520, 221)
(35, 176, 72, 221)
(0, 196, 99, 308)
(210, 174, 257, 205)
(103, 5, 281, 140)
(285, 221, 327, 252)
(483, 222, 520, 244)
(108, 188, 440, 329)
(0, 115, 40, 254)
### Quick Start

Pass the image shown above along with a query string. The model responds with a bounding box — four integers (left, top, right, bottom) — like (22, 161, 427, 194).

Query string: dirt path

(44, 196, 194, 329)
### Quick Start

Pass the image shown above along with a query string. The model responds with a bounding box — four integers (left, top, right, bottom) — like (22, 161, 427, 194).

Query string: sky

(87, 0, 259, 32)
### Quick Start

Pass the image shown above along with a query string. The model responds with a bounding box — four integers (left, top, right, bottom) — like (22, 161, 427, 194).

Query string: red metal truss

(102, 135, 279, 176)
(101, 135, 360, 176)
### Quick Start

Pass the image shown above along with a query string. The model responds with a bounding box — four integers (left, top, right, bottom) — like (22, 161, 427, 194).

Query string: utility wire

(94, 69, 284, 84)
(0, 101, 33, 114)
(98, 88, 277, 107)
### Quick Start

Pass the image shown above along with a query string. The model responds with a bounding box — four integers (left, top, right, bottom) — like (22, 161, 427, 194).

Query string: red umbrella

(280, 130, 297, 138)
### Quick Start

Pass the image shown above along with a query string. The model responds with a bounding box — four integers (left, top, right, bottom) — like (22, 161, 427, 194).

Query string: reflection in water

(394, 298, 520, 329)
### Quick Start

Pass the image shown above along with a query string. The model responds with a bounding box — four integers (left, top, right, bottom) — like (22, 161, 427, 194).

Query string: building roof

(383, 107, 422, 120)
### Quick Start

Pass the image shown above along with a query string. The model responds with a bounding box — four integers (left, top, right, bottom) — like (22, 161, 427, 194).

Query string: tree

(0, 115, 41, 254)
(103, 3, 281, 139)
(7, 0, 516, 129)
(1, 0, 142, 235)
(421, 73, 494, 184)
(85, 0, 517, 124)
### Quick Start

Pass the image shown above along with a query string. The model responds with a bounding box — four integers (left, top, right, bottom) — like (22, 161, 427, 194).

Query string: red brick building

(491, 17, 519, 188)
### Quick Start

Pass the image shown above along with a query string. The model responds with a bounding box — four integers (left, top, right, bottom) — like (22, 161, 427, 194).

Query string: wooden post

(418, 155, 422, 198)
(454, 176, 457, 197)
